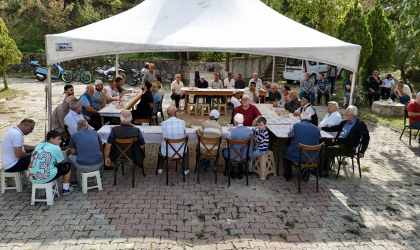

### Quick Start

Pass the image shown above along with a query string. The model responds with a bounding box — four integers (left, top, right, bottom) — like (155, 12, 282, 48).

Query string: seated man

(65, 99, 94, 135)
(151, 83, 162, 116)
(266, 83, 282, 104)
(155, 76, 164, 97)
(93, 80, 107, 109)
(382, 74, 394, 99)
(231, 89, 241, 109)
(224, 72, 235, 89)
(196, 110, 222, 172)
(293, 95, 318, 126)
(366, 69, 382, 106)
(115, 77, 125, 94)
(319, 101, 342, 128)
(248, 73, 263, 88)
(1, 119, 36, 172)
(68, 120, 104, 186)
(235, 74, 246, 89)
(222, 114, 253, 179)
(234, 95, 262, 126)
(171, 74, 185, 110)
(80, 85, 102, 131)
(27, 130, 73, 195)
(391, 80, 412, 105)
(283, 112, 320, 181)
(317, 73, 330, 105)
(300, 73, 315, 105)
(209, 73, 225, 104)
(320, 106, 370, 177)
(273, 86, 291, 108)
(132, 82, 153, 120)
(243, 82, 259, 104)
(344, 73, 360, 108)
(63, 84, 74, 102)
(105, 81, 123, 104)
(104, 110, 145, 168)
(284, 90, 301, 113)
(52, 96, 75, 140)
(194, 76, 210, 104)
(407, 92, 420, 141)
(159, 106, 189, 175)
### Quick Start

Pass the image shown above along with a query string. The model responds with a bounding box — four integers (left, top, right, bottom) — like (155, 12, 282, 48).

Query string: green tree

(0, 17, 22, 90)
(361, 4, 396, 83)
(336, 0, 373, 85)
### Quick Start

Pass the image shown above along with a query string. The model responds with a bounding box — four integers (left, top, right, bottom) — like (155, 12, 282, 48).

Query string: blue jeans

(300, 90, 315, 104)
(317, 90, 329, 104)
(391, 94, 410, 105)
(248, 147, 267, 171)
(344, 92, 360, 106)
(328, 77, 336, 94)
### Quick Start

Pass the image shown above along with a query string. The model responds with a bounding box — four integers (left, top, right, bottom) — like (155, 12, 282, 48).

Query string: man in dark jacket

(235, 74, 246, 89)
(366, 69, 382, 106)
(195, 76, 210, 104)
(320, 106, 370, 177)
(132, 81, 153, 120)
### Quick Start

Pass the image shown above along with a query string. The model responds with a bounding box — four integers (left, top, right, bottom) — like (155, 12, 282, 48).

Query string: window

(308, 61, 317, 66)
(286, 58, 302, 67)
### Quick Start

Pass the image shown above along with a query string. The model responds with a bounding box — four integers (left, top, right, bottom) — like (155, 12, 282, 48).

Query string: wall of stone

(231, 56, 273, 80)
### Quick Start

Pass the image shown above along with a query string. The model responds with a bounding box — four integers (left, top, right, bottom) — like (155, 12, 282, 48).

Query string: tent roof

(45, 0, 361, 71)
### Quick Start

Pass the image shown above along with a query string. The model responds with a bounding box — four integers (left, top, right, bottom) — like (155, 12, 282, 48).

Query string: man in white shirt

(64, 99, 94, 135)
(104, 81, 122, 104)
(382, 74, 395, 99)
(293, 95, 318, 126)
(391, 80, 412, 105)
(209, 73, 225, 104)
(224, 72, 235, 89)
(170, 74, 185, 110)
(243, 82, 259, 104)
(231, 89, 241, 109)
(248, 73, 263, 88)
(273, 86, 291, 108)
(1, 119, 36, 172)
(319, 101, 342, 128)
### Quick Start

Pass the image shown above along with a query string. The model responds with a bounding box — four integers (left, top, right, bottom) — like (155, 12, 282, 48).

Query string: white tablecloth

(267, 125, 335, 139)
(254, 104, 300, 125)
(98, 93, 141, 117)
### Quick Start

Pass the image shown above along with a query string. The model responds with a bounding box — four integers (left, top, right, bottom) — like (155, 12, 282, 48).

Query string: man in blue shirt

(79, 85, 101, 131)
(320, 106, 370, 177)
(317, 73, 330, 105)
(151, 83, 162, 115)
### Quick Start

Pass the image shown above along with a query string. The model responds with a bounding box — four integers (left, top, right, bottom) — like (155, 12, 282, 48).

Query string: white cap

(242, 94, 250, 99)
(210, 109, 220, 119)
(233, 89, 240, 95)
(95, 79, 102, 85)
(234, 113, 244, 123)
(327, 101, 338, 108)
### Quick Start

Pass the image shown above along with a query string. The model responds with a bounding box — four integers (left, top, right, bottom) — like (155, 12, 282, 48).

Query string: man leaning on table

(266, 83, 282, 104)
(273, 86, 291, 108)
(105, 81, 123, 104)
(319, 101, 342, 128)
(233, 95, 262, 126)
(319, 106, 370, 178)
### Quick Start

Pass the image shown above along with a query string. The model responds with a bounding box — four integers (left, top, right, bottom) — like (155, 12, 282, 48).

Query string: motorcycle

(95, 61, 125, 84)
(127, 69, 144, 86)
(30, 61, 73, 83)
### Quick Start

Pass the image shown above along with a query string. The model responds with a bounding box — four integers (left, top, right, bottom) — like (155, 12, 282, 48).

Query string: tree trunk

(2, 67, 8, 90)
(225, 52, 230, 72)
(400, 67, 406, 83)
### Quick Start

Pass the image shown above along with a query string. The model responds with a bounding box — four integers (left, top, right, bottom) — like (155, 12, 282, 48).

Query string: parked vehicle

(127, 69, 144, 86)
(95, 61, 125, 84)
(282, 57, 343, 84)
(67, 67, 93, 84)
(30, 61, 72, 83)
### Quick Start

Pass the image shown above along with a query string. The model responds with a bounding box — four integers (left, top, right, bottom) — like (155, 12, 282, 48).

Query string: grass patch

(347, 228, 361, 236)
(391, 230, 397, 234)
(210, 231, 217, 237)
(348, 204, 360, 208)
(281, 210, 288, 215)
(278, 232, 287, 240)
(386, 206, 398, 212)
(358, 223, 367, 228)
(389, 195, 395, 198)
(361, 167, 371, 172)
(0, 88, 22, 99)
(284, 219, 299, 229)
(195, 231, 205, 240)
(343, 215, 356, 222)
(413, 172, 420, 177)
(376, 208, 383, 212)
(276, 214, 284, 222)
(214, 212, 220, 219)
(225, 228, 231, 235)
(197, 213, 205, 222)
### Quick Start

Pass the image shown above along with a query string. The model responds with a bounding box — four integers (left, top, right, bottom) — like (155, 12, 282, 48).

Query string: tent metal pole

(272, 57, 275, 83)
(349, 71, 356, 106)
(115, 54, 119, 77)
(47, 66, 52, 131)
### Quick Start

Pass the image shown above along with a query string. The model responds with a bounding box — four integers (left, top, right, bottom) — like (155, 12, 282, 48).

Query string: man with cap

(300, 73, 315, 105)
(273, 86, 291, 108)
(319, 101, 342, 128)
(151, 83, 162, 115)
(407, 93, 420, 143)
(93, 79, 107, 109)
(391, 80, 412, 105)
(366, 69, 382, 106)
(293, 95, 318, 126)
(266, 83, 282, 104)
(209, 73, 225, 104)
(231, 89, 241, 109)
(317, 73, 330, 105)
(224, 72, 235, 89)
(235, 74, 246, 89)
(196, 109, 222, 172)
(195, 76, 210, 104)
(382, 74, 394, 99)
(243, 82, 259, 104)
(344, 73, 360, 108)
(285, 90, 302, 113)
(249, 73, 263, 88)
(222, 113, 254, 179)
(63, 84, 74, 102)
(234, 95, 262, 126)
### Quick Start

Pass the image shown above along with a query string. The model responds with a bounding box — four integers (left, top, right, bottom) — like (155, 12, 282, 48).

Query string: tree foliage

(0, 17, 22, 89)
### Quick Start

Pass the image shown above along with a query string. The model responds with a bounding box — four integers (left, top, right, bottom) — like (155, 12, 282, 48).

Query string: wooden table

(98, 93, 142, 125)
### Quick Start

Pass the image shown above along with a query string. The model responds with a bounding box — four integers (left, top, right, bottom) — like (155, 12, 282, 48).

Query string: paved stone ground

(0, 79, 419, 249)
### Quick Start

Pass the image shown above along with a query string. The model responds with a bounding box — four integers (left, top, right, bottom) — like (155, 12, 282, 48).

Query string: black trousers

(367, 89, 381, 106)
(171, 94, 185, 108)
(87, 115, 102, 131)
(381, 88, 391, 99)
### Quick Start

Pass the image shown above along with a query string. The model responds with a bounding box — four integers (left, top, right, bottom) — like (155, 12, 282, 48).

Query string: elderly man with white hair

(319, 101, 342, 128)
(265, 83, 282, 104)
(142, 63, 155, 85)
(284, 90, 302, 113)
(64, 99, 94, 135)
(249, 73, 263, 88)
(93, 79, 107, 109)
(320, 106, 370, 178)
(80, 85, 102, 131)
(233, 95, 262, 126)
(53, 95, 75, 140)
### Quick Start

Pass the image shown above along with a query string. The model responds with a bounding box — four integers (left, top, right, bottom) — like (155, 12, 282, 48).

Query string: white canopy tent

(44, 0, 360, 129)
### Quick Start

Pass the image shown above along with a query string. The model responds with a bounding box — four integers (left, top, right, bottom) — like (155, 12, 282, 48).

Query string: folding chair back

(157, 135, 189, 185)
(112, 137, 140, 187)
(225, 137, 252, 187)
(196, 134, 222, 184)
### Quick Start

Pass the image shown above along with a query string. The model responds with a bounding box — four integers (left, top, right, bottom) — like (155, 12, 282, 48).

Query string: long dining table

(97, 91, 142, 125)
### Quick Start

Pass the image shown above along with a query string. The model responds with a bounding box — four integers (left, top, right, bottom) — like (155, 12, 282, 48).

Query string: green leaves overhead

(0, 17, 22, 89)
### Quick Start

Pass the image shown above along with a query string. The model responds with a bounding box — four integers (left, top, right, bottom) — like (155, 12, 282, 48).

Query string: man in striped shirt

(196, 110, 222, 172)
(249, 117, 269, 176)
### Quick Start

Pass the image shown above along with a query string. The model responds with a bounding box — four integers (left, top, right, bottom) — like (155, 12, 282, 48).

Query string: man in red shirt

(407, 92, 420, 131)
(233, 95, 262, 126)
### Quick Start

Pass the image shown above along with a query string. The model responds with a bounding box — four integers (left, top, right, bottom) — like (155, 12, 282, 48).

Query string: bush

(406, 68, 420, 82)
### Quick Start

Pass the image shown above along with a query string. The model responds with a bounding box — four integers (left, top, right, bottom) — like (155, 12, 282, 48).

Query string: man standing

(284, 90, 302, 113)
(319, 101, 342, 128)
(233, 95, 262, 126)
(142, 63, 155, 85)
(320, 106, 370, 177)
(63, 84, 74, 102)
(151, 83, 162, 115)
(344, 74, 360, 108)
(79, 85, 102, 131)
(53, 96, 75, 140)
(64, 99, 94, 135)
(293, 95, 318, 126)
(300, 73, 315, 105)
(266, 83, 282, 104)
(391, 80, 412, 105)
(273, 86, 291, 108)
(159, 106, 189, 175)
(317, 73, 330, 105)
(1, 119, 36, 172)
(326, 65, 338, 96)
(68, 120, 104, 186)
(243, 82, 259, 104)
(231, 89, 241, 109)
(195, 76, 210, 104)
(248, 73, 263, 88)
(93, 80, 107, 109)
(283, 112, 320, 181)
(196, 110, 222, 172)
(105, 81, 123, 104)
(224, 72, 235, 89)
(170, 74, 185, 110)
(366, 69, 382, 106)
(407, 93, 420, 141)
(382, 74, 394, 99)
(235, 74, 246, 89)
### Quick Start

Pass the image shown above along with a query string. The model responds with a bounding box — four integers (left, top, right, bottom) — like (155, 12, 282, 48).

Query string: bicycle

(64, 68, 93, 84)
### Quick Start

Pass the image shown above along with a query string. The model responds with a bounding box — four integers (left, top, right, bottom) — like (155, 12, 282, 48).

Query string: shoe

(237, 171, 243, 180)
(100, 175, 104, 181)
(62, 187, 74, 196)
(104, 166, 114, 170)
(177, 107, 181, 111)
(184, 170, 190, 175)
(158, 169, 163, 174)
(230, 170, 236, 179)
(248, 171, 253, 176)
(332, 93, 336, 96)
(70, 181, 78, 187)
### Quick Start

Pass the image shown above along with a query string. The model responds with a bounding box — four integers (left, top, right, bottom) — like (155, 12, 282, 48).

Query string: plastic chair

(224, 138, 252, 187)
(31, 180, 60, 206)
(1, 171, 23, 193)
(292, 143, 324, 193)
(81, 170, 102, 194)
(252, 150, 276, 180)
(195, 134, 222, 184)
(156, 135, 189, 185)
(400, 107, 420, 146)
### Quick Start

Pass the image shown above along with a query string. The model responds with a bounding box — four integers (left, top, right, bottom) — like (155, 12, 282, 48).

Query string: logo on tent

(56, 43, 73, 52)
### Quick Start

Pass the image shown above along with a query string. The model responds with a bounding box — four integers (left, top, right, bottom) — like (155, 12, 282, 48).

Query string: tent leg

(226, 52, 230, 72)
(349, 72, 356, 106)
(47, 66, 52, 131)
(272, 57, 275, 83)
(115, 54, 119, 77)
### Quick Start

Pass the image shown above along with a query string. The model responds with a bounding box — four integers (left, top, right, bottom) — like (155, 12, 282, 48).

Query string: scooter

(30, 61, 73, 83)
(95, 60, 125, 84)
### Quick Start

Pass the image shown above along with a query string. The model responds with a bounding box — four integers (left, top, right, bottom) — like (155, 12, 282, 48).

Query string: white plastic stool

(1, 170, 23, 193)
(81, 170, 102, 194)
(31, 180, 60, 206)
